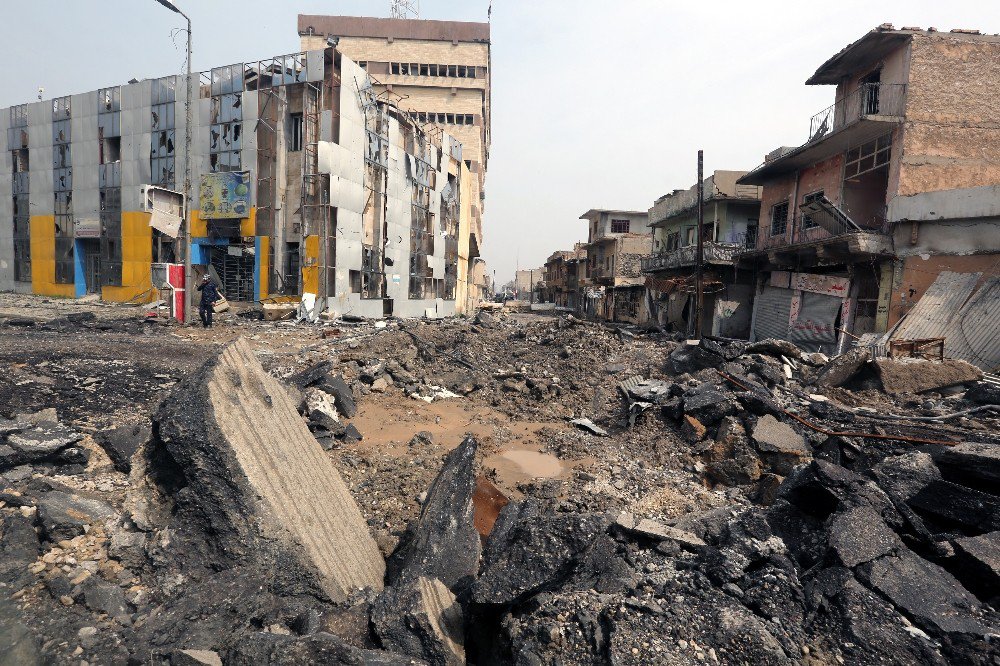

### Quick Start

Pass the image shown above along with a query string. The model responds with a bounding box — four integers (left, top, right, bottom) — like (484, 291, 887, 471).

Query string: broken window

(7, 105, 28, 151)
(844, 133, 892, 179)
(770, 201, 789, 236)
(391, 62, 400, 75)
(611, 219, 630, 234)
(150, 77, 176, 187)
(801, 191, 824, 229)
(290, 113, 304, 152)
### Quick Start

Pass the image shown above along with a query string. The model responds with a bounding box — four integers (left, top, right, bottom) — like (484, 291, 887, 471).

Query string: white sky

(3, 1, 996, 284)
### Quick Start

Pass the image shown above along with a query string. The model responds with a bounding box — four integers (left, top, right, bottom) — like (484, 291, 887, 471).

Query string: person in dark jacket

(196, 275, 221, 328)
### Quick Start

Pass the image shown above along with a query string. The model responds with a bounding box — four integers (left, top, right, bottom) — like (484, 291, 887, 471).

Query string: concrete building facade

(578, 209, 651, 324)
(737, 26, 1000, 354)
(0, 47, 473, 319)
(298, 15, 490, 315)
(542, 244, 585, 309)
(643, 171, 761, 337)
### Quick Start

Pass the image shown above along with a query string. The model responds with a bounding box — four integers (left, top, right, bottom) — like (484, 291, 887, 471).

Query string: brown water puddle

(485, 448, 564, 486)
(346, 392, 574, 491)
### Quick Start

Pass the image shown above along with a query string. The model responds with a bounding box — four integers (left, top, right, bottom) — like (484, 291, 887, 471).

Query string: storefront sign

(200, 171, 251, 219)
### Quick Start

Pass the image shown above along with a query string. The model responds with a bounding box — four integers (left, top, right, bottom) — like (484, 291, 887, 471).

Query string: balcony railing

(808, 83, 906, 143)
(746, 212, 890, 252)
(641, 242, 743, 272)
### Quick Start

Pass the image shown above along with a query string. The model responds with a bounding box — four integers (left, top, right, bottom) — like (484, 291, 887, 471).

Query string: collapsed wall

(152, 338, 384, 601)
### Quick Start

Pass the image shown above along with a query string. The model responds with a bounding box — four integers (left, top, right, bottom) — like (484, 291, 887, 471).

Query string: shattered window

(209, 72, 243, 172)
(150, 77, 176, 187)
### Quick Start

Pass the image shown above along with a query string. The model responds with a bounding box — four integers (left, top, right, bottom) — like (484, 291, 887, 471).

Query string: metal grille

(210, 246, 255, 301)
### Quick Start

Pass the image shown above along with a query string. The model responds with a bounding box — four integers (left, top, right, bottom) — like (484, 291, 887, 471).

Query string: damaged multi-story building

(736, 25, 1000, 356)
(642, 171, 761, 337)
(578, 209, 651, 324)
(542, 244, 585, 309)
(0, 45, 478, 318)
(298, 14, 491, 314)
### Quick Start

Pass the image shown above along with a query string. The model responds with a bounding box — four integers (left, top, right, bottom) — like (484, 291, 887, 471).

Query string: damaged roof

(808, 25, 1000, 85)
(578, 209, 648, 220)
(297, 14, 490, 43)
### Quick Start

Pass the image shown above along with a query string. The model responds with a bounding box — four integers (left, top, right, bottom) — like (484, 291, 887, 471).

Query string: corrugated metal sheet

(942, 276, 1000, 373)
(892, 271, 980, 341)
(788, 291, 841, 352)
(753, 286, 793, 341)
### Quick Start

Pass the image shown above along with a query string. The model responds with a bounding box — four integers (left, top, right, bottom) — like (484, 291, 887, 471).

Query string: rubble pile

(1, 300, 999, 664)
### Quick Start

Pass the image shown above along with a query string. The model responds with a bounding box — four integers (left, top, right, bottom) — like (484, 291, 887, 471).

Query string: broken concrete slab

(953, 531, 1000, 600)
(668, 340, 726, 374)
(170, 649, 223, 666)
(929, 441, 1000, 487)
(751, 415, 805, 454)
(682, 387, 738, 425)
(907, 479, 1000, 533)
(871, 452, 942, 501)
(36, 490, 115, 542)
(153, 338, 384, 601)
(371, 576, 465, 666)
(473, 502, 612, 606)
(751, 415, 811, 475)
(304, 387, 345, 436)
(813, 347, 870, 388)
(316, 374, 358, 419)
(829, 506, 903, 568)
(874, 358, 983, 395)
(5, 422, 83, 460)
(857, 550, 995, 637)
(570, 418, 607, 437)
(94, 420, 151, 473)
(744, 338, 804, 360)
(387, 436, 480, 593)
(615, 515, 707, 548)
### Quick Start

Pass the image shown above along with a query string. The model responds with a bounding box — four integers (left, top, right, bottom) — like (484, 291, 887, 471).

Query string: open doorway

(209, 244, 255, 301)
(79, 239, 102, 295)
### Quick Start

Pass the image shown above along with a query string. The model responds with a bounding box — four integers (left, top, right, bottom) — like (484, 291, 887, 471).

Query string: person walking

(196, 275, 221, 328)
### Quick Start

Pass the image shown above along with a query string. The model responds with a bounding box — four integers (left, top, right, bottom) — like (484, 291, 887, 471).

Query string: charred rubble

(0, 311, 998, 664)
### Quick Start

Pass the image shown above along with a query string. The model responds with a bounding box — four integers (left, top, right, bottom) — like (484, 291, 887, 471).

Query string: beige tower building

(298, 14, 491, 311)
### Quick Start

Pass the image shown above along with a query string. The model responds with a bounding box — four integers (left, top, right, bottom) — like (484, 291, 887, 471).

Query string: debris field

(0, 293, 999, 665)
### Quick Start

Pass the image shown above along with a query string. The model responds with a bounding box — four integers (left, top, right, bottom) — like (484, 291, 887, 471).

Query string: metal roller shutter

(753, 286, 793, 341)
(788, 291, 842, 353)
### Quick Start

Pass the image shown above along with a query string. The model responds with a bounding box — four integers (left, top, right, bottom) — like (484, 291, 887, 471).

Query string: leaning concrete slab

(155, 338, 384, 601)
(874, 358, 982, 395)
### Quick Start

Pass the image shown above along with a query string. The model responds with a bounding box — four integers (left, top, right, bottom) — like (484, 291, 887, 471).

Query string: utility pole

(154, 0, 192, 321)
(694, 150, 705, 339)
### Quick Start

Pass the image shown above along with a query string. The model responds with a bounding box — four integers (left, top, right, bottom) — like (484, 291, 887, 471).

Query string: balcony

(738, 204, 893, 268)
(808, 82, 906, 142)
(740, 83, 906, 185)
(641, 242, 747, 273)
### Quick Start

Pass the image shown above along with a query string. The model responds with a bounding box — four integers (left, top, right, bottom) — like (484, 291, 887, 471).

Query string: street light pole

(154, 0, 192, 322)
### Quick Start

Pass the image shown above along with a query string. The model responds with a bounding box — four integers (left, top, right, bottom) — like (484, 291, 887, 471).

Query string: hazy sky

(3, 1, 995, 283)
